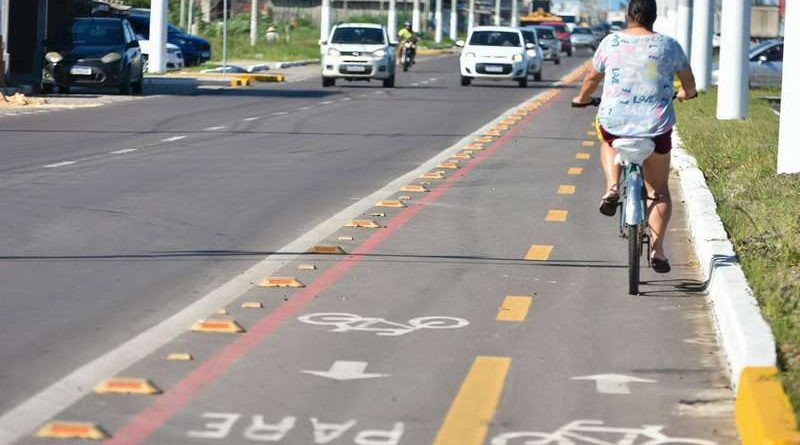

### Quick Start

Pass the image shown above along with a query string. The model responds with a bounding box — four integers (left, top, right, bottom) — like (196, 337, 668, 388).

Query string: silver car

(712, 39, 783, 88)
(533, 26, 561, 65)
(570, 26, 597, 52)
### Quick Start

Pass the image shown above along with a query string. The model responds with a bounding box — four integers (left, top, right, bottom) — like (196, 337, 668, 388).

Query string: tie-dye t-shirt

(593, 32, 690, 137)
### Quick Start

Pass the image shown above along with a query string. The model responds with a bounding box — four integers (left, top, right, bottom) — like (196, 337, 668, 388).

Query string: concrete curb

(672, 129, 799, 445)
(275, 59, 320, 69)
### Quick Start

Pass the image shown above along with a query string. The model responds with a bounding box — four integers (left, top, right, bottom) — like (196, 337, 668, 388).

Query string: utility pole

(449, 0, 457, 40)
(494, 0, 501, 25)
(777, 0, 799, 173)
(250, 0, 258, 47)
(388, 0, 397, 40)
(690, 0, 713, 91)
(510, 0, 518, 26)
(468, 0, 475, 32)
(148, 0, 168, 73)
(716, 0, 750, 119)
(321, 0, 332, 41)
(413, 0, 421, 32)
(435, 0, 443, 42)
(676, 0, 692, 58)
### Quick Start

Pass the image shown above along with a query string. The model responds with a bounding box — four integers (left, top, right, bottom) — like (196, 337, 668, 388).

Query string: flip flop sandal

(652, 257, 671, 274)
(598, 194, 619, 217)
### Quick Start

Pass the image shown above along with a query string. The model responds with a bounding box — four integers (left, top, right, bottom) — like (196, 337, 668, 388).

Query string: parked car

(457, 26, 534, 88)
(126, 12, 210, 66)
(320, 23, 396, 88)
(712, 39, 783, 88)
(570, 26, 598, 52)
(138, 40, 184, 71)
(541, 21, 572, 56)
(533, 26, 561, 64)
(41, 17, 144, 95)
(519, 28, 544, 81)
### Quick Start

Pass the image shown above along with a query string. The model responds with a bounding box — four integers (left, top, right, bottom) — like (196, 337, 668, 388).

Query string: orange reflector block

(438, 162, 460, 170)
(421, 171, 446, 180)
(261, 277, 305, 288)
(36, 422, 108, 440)
(370, 212, 386, 217)
(166, 352, 193, 361)
(452, 152, 473, 160)
(558, 185, 576, 194)
(307, 245, 347, 254)
(546, 210, 569, 222)
(376, 200, 405, 208)
(465, 143, 484, 150)
(94, 378, 161, 395)
(568, 167, 584, 175)
(338, 235, 354, 241)
(345, 220, 381, 228)
(576, 152, 591, 160)
(483, 130, 502, 137)
(582, 140, 596, 147)
(476, 137, 494, 143)
(191, 319, 245, 333)
(241, 301, 263, 309)
(297, 263, 317, 271)
(495, 124, 509, 131)
(401, 184, 430, 193)
(215, 308, 229, 315)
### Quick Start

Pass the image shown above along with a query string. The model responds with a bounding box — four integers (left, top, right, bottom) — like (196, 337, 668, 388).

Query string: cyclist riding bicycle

(572, 0, 697, 274)
(397, 21, 418, 65)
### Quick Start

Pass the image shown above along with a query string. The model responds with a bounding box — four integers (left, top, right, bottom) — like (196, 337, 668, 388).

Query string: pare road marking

(298, 312, 469, 336)
(490, 420, 716, 445)
(187, 413, 404, 444)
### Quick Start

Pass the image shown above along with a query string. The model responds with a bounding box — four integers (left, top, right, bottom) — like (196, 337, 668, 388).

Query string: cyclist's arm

(573, 66, 604, 105)
(675, 67, 698, 101)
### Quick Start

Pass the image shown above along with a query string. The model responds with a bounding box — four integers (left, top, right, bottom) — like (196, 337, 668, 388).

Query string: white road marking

(420, 80, 429, 84)
(298, 106, 312, 110)
(204, 126, 227, 131)
(411, 83, 420, 86)
(272, 111, 290, 115)
(430, 78, 437, 81)
(243, 117, 260, 121)
(0, 73, 570, 444)
(162, 135, 187, 142)
(491, 420, 715, 445)
(341, 97, 352, 101)
(110, 149, 138, 154)
(298, 312, 468, 336)
(319, 100, 333, 105)
(43, 161, 76, 168)
(571, 374, 656, 395)
(301, 361, 389, 381)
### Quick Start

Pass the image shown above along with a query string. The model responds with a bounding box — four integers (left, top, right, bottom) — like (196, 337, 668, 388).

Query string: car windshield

(57, 19, 123, 46)
(331, 27, 385, 44)
(521, 30, 536, 44)
(536, 28, 555, 39)
(469, 31, 521, 46)
(548, 24, 567, 32)
(573, 28, 592, 34)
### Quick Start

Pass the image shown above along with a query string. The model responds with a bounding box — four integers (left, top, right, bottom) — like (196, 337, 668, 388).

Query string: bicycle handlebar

(572, 91, 697, 109)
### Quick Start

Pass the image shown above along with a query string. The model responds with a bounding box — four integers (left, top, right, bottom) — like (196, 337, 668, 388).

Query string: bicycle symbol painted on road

(297, 312, 469, 336)
(490, 420, 717, 445)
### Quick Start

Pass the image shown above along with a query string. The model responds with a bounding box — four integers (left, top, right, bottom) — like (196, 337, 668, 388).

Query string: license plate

(347, 65, 367, 73)
(485, 65, 503, 73)
(70, 66, 92, 76)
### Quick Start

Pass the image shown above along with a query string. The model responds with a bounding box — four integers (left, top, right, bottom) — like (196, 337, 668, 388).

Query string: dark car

(42, 17, 144, 94)
(127, 13, 211, 66)
(541, 21, 572, 56)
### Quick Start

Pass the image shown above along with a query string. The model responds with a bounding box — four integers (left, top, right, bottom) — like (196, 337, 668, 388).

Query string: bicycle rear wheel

(628, 224, 640, 295)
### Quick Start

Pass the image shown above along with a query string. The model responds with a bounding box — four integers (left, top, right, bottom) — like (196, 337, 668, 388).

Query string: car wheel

(554, 58, 561, 65)
(58, 85, 71, 94)
(567, 48, 573, 57)
(132, 79, 144, 95)
(534, 71, 542, 82)
(518, 77, 528, 88)
(119, 77, 132, 95)
(460, 76, 471, 86)
(41, 84, 54, 95)
(322, 76, 335, 87)
(383, 74, 395, 88)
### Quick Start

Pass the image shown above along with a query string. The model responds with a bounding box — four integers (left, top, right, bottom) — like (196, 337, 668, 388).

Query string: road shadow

(637, 253, 738, 297)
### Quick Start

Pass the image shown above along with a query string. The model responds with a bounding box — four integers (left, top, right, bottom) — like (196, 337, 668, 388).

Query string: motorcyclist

(397, 21, 417, 65)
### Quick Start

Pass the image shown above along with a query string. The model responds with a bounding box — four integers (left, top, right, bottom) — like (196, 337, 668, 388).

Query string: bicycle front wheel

(628, 224, 641, 295)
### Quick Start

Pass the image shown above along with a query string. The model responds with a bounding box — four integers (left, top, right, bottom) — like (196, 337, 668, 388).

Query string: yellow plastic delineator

(495, 124, 509, 131)
(568, 167, 584, 175)
(576, 152, 591, 160)
(338, 235, 354, 241)
(36, 422, 108, 440)
(94, 378, 161, 395)
(345, 220, 382, 228)
(438, 162, 460, 170)
(476, 136, 494, 143)
(297, 263, 317, 270)
(421, 172, 446, 180)
(241, 301, 264, 309)
(191, 319, 245, 333)
(261, 277, 305, 288)
(484, 130, 502, 137)
(166, 352, 193, 361)
(452, 152, 473, 160)
(377, 200, 405, 208)
(401, 184, 430, 193)
(308, 245, 347, 254)
(465, 143, 484, 150)
(546, 210, 568, 222)
(736, 367, 800, 445)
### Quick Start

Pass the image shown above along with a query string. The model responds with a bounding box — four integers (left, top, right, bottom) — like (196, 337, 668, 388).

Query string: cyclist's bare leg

(600, 140, 621, 195)
(643, 152, 672, 260)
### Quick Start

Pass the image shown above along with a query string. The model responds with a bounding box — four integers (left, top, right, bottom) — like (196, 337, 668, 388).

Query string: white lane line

(320, 100, 333, 105)
(243, 117, 260, 121)
(272, 111, 289, 116)
(0, 64, 585, 445)
(43, 161, 76, 168)
(298, 106, 312, 110)
(411, 82, 420, 86)
(110, 149, 138, 154)
(162, 135, 187, 143)
(341, 97, 352, 101)
(204, 126, 226, 131)
(430, 78, 437, 81)
(421, 80, 429, 84)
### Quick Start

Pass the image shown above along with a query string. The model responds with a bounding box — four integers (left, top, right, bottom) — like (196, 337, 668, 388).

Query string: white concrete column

(449, 0, 457, 40)
(413, 0, 421, 32)
(435, 0, 443, 42)
(511, 0, 518, 27)
(180, 0, 186, 28)
(148, 0, 168, 73)
(494, 0, 501, 25)
(320, 0, 332, 41)
(250, 0, 258, 47)
(1, 0, 8, 79)
(690, 0, 713, 91)
(388, 0, 397, 40)
(468, 0, 475, 32)
(187, 0, 196, 34)
(222, 0, 228, 73)
(677, 0, 693, 58)
(716, 0, 750, 120)
(778, 0, 799, 173)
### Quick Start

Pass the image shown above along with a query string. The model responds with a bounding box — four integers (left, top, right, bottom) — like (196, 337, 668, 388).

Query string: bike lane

(22, 69, 737, 445)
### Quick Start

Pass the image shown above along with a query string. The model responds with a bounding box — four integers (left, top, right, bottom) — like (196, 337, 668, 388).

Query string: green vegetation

(199, 14, 321, 62)
(676, 88, 800, 414)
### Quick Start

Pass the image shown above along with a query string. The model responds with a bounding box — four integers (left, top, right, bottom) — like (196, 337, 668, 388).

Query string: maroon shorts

(599, 126, 673, 155)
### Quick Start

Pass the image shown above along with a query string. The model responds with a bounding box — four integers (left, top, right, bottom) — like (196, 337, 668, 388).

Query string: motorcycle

(401, 41, 416, 72)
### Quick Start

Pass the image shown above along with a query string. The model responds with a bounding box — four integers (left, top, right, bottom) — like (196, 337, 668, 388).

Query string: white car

(138, 39, 184, 71)
(457, 26, 533, 88)
(520, 27, 544, 81)
(320, 23, 396, 88)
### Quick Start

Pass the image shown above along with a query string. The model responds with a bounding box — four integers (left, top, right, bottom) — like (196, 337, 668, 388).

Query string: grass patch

(676, 87, 800, 414)
(199, 15, 322, 62)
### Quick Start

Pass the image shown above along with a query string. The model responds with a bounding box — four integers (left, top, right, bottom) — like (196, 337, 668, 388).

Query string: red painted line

(104, 90, 559, 445)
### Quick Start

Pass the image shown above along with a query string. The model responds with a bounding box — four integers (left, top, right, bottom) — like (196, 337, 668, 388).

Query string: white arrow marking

(301, 361, 389, 381)
(571, 374, 656, 394)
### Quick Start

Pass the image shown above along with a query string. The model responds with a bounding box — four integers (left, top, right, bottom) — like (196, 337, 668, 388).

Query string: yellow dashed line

(587, 130, 596, 136)
(433, 356, 511, 445)
(568, 167, 584, 175)
(497, 296, 533, 322)
(582, 140, 596, 147)
(546, 210, 568, 222)
(558, 185, 576, 194)
(525, 244, 553, 261)
(576, 153, 591, 160)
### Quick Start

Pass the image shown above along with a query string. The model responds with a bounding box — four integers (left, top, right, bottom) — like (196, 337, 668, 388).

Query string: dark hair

(627, 0, 658, 30)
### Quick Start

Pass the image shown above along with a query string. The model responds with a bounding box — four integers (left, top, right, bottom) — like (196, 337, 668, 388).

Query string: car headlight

(101, 52, 122, 64)
(327, 47, 341, 56)
(45, 52, 63, 63)
(372, 48, 386, 58)
(512, 53, 523, 62)
(527, 49, 536, 57)
(464, 52, 476, 59)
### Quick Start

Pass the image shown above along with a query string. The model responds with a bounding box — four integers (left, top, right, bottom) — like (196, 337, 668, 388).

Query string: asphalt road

(0, 54, 736, 444)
